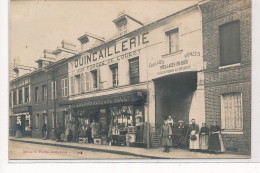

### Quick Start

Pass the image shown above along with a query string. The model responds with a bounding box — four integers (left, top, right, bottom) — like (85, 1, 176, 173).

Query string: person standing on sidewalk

(187, 119, 200, 152)
(161, 119, 172, 153)
(208, 121, 225, 154)
(199, 122, 209, 153)
(42, 122, 47, 140)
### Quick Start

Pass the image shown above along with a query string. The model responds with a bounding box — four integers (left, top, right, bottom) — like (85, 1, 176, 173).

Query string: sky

(10, 0, 198, 73)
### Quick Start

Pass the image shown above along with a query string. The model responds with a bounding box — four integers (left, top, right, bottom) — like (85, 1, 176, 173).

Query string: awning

(59, 90, 147, 108)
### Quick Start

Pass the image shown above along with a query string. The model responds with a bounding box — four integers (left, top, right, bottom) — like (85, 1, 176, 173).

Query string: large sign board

(148, 51, 203, 80)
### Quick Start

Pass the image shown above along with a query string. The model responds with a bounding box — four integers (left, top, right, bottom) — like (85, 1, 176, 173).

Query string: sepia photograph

(8, 0, 251, 160)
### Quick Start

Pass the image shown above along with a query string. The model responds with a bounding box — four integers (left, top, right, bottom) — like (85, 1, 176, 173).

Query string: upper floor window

(221, 92, 243, 130)
(51, 81, 57, 100)
(13, 91, 17, 105)
(166, 28, 179, 54)
(75, 74, 81, 94)
(24, 87, 29, 103)
(110, 64, 118, 87)
(219, 20, 241, 66)
(61, 78, 68, 97)
(118, 22, 127, 37)
(129, 57, 140, 85)
(18, 89, 22, 104)
(91, 70, 98, 89)
(35, 87, 39, 103)
(42, 85, 47, 101)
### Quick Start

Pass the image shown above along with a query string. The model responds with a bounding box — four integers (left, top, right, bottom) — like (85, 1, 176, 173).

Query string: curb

(10, 139, 170, 159)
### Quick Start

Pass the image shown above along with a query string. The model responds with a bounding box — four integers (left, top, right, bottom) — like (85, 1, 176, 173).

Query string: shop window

(129, 57, 140, 85)
(13, 91, 17, 105)
(42, 85, 47, 101)
(166, 28, 179, 54)
(118, 22, 127, 37)
(18, 89, 22, 104)
(35, 114, 39, 129)
(91, 70, 98, 89)
(110, 64, 118, 87)
(51, 81, 57, 100)
(221, 93, 243, 130)
(61, 78, 68, 97)
(219, 20, 241, 66)
(24, 87, 29, 103)
(109, 106, 134, 133)
(35, 87, 39, 103)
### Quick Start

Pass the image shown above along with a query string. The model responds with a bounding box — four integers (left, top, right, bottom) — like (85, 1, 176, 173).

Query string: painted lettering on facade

(73, 32, 149, 69)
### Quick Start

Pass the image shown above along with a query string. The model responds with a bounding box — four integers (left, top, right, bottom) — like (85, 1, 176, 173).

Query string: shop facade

(9, 75, 32, 137)
(67, 5, 204, 147)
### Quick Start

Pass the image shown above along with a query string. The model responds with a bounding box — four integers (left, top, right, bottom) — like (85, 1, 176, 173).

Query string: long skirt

(199, 135, 209, 150)
(15, 130, 21, 138)
(162, 137, 172, 146)
(189, 134, 200, 149)
(209, 134, 225, 152)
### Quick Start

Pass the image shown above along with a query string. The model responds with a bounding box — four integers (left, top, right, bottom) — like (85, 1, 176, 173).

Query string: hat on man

(178, 120, 184, 123)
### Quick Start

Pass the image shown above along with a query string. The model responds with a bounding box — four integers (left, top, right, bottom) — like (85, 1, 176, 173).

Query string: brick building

(200, 0, 251, 155)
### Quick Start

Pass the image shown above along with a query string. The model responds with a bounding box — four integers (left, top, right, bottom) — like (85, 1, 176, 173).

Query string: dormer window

(118, 22, 127, 37)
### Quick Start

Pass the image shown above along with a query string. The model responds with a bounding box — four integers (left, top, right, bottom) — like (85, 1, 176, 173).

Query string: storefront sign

(13, 106, 31, 114)
(74, 32, 149, 69)
(71, 91, 145, 108)
(76, 49, 141, 73)
(148, 51, 203, 80)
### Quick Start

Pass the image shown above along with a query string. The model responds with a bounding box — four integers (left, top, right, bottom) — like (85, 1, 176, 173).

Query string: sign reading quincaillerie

(72, 32, 149, 73)
(148, 51, 203, 80)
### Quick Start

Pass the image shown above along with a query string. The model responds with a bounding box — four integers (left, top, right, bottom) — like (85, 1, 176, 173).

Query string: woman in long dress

(208, 121, 225, 154)
(199, 122, 209, 153)
(187, 119, 200, 152)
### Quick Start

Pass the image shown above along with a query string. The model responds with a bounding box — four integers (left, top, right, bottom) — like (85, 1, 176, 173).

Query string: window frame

(35, 87, 39, 103)
(129, 57, 140, 85)
(118, 21, 127, 37)
(24, 87, 29, 104)
(165, 28, 179, 54)
(42, 85, 47, 101)
(219, 20, 241, 67)
(110, 64, 119, 87)
(221, 92, 243, 131)
(13, 90, 17, 105)
(18, 89, 23, 105)
(35, 114, 39, 129)
(61, 78, 68, 98)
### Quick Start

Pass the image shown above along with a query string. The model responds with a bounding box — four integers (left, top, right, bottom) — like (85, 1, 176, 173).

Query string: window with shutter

(70, 76, 74, 95)
(80, 73, 85, 93)
(85, 72, 90, 92)
(221, 93, 243, 130)
(219, 20, 241, 66)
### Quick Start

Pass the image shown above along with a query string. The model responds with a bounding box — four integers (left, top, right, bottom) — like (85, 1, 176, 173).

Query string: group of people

(41, 120, 99, 143)
(161, 116, 225, 154)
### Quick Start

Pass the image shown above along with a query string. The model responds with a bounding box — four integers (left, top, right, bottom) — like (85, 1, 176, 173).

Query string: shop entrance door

(155, 72, 197, 126)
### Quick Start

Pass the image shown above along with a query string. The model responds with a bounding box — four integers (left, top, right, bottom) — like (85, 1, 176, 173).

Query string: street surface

(9, 141, 142, 159)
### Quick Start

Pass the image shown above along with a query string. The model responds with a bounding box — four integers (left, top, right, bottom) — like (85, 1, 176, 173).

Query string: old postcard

(9, 0, 251, 160)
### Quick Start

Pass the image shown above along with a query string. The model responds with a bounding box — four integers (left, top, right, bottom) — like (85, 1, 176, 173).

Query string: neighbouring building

(199, 0, 251, 155)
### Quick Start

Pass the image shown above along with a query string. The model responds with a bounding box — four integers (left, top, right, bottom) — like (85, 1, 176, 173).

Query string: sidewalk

(9, 137, 250, 159)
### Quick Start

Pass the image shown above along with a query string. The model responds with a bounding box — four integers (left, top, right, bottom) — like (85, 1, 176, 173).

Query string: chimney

(61, 40, 77, 51)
